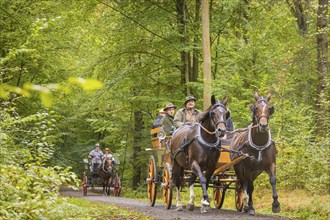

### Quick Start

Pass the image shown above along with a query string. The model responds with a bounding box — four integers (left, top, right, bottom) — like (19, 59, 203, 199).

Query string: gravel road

(61, 189, 290, 220)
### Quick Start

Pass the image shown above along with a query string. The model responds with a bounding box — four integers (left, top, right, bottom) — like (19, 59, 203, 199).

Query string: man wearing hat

(161, 102, 177, 136)
(88, 143, 104, 174)
(174, 96, 201, 128)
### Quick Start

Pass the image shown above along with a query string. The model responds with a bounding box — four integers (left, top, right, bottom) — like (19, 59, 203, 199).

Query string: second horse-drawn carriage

(82, 155, 121, 197)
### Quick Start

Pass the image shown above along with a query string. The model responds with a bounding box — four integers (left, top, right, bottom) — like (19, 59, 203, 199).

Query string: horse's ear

(211, 95, 216, 105)
(248, 104, 254, 112)
(254, 91, 259, 101)
(226, 109, 231, 119)
(266, 92, 272, 101)
(222, 97, 228, 106)
(269, 106, 275, 115)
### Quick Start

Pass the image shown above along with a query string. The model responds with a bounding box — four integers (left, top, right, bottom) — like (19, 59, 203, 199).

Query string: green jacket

(173, 108, 201, 128)
(161, 114, 174, 136)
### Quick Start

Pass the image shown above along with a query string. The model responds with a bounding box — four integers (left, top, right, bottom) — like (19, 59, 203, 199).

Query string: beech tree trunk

(315, 0, 328, 136)
(176, 0, 190, 95)
(201, 0, 211, 109)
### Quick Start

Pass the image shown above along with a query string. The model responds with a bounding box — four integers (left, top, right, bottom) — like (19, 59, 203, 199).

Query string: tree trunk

(131, 110, 143, 189)
(315, 0, 328, 136)
(192, 0, 201, 82)
(176, 0, 190, 95)
(286, 0, 310, 36)
(201, 0, 211, 109)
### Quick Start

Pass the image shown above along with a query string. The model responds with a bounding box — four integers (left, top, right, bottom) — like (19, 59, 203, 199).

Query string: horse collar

(197, 124, 221, 149)
(247, 124, 273, 162)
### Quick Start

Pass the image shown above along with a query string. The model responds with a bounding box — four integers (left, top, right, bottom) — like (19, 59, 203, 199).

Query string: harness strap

(246, 124, 274, 163)
(172, 136, 197, 160)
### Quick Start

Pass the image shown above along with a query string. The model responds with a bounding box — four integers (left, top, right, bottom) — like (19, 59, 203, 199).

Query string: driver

(88, 143, 103, 174)
(174, 96, 201, 128)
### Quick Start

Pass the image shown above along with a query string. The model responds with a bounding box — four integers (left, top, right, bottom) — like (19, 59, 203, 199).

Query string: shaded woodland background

(0, 0, 328, 219)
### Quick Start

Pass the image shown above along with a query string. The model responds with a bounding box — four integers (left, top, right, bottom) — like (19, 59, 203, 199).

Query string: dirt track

(61, 189, 290, 220)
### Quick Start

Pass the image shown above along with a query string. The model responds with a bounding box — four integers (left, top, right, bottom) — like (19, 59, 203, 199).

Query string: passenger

(160, 102, 177, 136)
(174, 96, 202, 128)
(103, 147, 115, 163)
(88, 143, 103, 174)
(103, 148, 113, 159)
(152, 109, 166, 128)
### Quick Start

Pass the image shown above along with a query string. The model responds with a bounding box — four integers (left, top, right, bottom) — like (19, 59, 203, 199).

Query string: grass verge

(59, 197, 154, 220)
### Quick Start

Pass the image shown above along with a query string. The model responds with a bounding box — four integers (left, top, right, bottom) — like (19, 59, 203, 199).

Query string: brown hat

(184, 96, 196, 105)
(163, 102, 177, 111)
(104, 148, 110, 151)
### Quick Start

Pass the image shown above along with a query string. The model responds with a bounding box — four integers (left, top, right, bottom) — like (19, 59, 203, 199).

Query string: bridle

(208, 103, 227, 131)
(101, 158, 113, 174)
(252, 99, 272, 124)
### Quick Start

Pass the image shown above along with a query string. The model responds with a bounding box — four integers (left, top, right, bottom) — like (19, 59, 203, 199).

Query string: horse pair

(170, 92, 280, 215)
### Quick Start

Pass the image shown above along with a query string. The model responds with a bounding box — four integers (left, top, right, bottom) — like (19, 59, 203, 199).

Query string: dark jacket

(152, 115, 163, 128)
(161, 114, 174, 136)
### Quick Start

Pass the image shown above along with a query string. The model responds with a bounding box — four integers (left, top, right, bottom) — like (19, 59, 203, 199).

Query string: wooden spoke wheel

(82, 173, 88, 196)
(113, 174, 121, 197)
(213, 185, 225, 209)
(147, 155, 157, 206)
(162, 162, 172, 209)
(235, 182, 244, 211)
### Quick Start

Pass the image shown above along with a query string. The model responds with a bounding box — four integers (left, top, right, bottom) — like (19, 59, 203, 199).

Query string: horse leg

(191, 161, 209, 213)
(172, 162, 183, 211)
(187, 174, 197, 211)
(242, 186, 249, 213)
(103, 182, 107, 196)
(246, 181, 255, 216)
(269, 163, 280, 213)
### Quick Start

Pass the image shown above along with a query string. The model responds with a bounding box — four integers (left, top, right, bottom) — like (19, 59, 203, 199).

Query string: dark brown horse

(230, 92, 280, 215)
(170, 95, 230, 213)
(98, 156, 114, 196)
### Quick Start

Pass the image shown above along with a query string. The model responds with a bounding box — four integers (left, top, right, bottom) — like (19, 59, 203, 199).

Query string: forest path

(61, 189, 290, 220)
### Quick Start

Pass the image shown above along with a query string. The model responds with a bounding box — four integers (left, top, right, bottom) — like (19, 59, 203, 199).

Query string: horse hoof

(187, 204, 194, 211)
(176, 206, 183, 211)
(272, 205, 281, 213)
(200, 206, 208, 213)
(243, 206, 249, 213)
(248, 209, 255, 216)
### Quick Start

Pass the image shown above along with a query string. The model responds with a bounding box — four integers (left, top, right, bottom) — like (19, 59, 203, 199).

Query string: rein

(196, 123, 216, 135)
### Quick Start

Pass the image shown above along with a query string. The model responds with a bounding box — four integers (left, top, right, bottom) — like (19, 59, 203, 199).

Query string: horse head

(208, 95, 230, 138)
(101, 156, 113, 173)
(249, 91, 274, 132)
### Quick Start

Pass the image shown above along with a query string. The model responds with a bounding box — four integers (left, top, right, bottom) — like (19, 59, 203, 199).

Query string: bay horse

(230, 91, 280, 215)
(98, 156, 114, 196)
(170, 95, 230, 213)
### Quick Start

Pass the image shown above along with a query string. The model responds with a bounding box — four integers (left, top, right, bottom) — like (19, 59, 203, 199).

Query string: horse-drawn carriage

(146, 93, 280, 215)
(82, 155, 121, 197)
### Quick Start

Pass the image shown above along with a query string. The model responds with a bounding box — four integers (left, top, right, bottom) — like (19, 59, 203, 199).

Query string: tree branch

(100, 2, 172, 43)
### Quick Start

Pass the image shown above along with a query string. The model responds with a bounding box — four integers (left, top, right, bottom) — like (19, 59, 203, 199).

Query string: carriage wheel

(82, 173, 88, 196)
(235, 182, 244, 211)
(213, 185, 225, 209)
(163, 163, 172, 209)
(147, 155, 157, 206)
(113, 175, 121, 197)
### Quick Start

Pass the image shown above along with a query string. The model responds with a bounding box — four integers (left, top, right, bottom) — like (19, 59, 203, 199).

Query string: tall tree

(176, 0, 190, 95)
(315, 0, 329, 136)
(201, 0, 212, 109)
